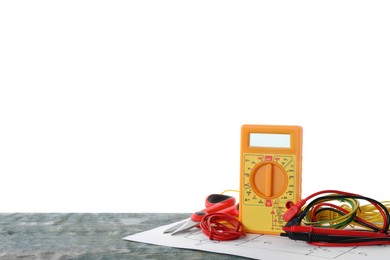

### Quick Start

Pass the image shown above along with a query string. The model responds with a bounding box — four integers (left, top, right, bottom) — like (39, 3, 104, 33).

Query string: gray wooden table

(0, 213, 251, 259)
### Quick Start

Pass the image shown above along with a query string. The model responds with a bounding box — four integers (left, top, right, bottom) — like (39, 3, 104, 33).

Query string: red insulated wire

(311, 202, 337, 222)
(310, 240, 390, 247)
(302, 190, 361, 203)
(283, 190, 361, 222)
(199, 213, 245, 241)
(285, 225, 388, 237)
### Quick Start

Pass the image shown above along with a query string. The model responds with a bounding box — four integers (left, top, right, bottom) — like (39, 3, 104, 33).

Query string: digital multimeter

(239, 125, 303, 234)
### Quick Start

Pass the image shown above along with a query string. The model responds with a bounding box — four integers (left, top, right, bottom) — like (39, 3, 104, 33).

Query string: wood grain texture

(0, 213, 250, 259)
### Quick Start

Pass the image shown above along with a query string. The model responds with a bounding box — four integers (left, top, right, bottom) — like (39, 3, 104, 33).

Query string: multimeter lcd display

(249, 133, 291, 148)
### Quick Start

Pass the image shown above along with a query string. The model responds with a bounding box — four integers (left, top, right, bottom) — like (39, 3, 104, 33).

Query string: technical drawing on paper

(182, 229, 376, 259)
(124, 220, 390, 260)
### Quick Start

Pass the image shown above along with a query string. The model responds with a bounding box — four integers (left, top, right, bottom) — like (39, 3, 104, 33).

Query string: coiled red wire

(199, 213, 245, 241)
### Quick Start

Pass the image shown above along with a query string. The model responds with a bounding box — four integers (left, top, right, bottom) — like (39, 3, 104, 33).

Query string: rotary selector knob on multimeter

(239, 125, 302, 234)
(249, 161, 287, 199)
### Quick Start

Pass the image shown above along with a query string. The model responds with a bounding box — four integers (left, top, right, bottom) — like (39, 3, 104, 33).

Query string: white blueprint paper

(123, 219, 390, 260)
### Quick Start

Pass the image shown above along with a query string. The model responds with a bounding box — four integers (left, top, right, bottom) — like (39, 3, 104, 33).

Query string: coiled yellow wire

(301, 196, 390, 231)
(302, 197, 359, 229)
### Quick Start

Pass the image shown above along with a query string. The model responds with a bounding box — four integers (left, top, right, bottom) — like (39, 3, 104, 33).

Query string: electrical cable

(282, 190, 390, 246)
(199, 212, 245, 241)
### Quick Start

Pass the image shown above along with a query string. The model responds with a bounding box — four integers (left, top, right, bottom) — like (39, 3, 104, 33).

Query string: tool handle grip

(218, 204, 239, 217)
(191, 194, 236, 222)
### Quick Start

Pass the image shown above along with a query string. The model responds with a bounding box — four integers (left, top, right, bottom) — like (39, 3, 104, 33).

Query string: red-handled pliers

(163, 194, 238, 235)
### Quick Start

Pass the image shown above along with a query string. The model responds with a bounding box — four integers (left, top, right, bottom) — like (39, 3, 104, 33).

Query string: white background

(1, 1, 390, 213)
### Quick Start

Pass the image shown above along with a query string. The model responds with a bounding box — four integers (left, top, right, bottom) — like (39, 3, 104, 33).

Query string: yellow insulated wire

(301, 198, 359, 229)
(221, 189, 239, 194)
(355, 201, 390, 230)
(304, 199, 390, 231)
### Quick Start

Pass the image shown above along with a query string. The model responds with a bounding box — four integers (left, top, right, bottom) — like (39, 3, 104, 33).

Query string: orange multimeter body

(239, 125, 303, 234)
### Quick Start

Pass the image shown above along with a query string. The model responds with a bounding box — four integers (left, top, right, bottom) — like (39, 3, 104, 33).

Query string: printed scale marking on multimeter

(239, 125, 302, 235)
